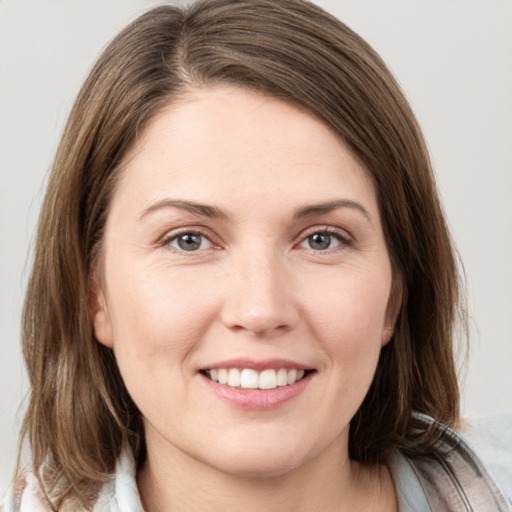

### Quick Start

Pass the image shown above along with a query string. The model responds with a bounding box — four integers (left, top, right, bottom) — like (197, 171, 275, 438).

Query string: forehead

(112, 85, 377, 218)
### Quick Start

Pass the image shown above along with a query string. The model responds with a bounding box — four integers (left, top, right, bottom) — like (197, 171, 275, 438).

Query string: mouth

(200, 367, 315, 390)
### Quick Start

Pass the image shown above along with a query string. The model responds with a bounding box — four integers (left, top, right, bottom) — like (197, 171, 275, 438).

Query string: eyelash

(159, 226, 352, 254)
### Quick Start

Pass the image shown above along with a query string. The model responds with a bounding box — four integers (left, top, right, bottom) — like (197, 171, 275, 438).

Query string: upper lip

(200, 358, 313, 372)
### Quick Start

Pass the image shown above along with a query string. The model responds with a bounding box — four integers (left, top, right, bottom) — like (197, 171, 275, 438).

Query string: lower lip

(200, 372, 313, 410)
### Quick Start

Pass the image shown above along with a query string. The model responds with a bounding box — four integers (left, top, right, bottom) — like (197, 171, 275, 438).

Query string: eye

(299, 229, 348, 251)
(166, 231, 212, 252)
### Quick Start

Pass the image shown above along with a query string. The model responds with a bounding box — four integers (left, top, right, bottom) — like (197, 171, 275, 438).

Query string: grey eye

(169, 233, 211, 251)
(308, 233, 332, 250)
(300, 231, 343, 251)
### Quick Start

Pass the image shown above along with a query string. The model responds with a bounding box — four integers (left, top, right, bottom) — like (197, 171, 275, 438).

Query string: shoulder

(1, 448, 143, 512)
(1, 472, 53, 512)
(460, 413, 512, 503)
(390, 413, 512, 511)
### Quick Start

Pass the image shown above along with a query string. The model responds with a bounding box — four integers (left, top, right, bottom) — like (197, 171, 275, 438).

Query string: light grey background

(1, 0, 511, 496)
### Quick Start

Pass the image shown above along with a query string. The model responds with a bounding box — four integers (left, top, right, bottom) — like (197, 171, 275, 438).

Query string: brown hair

(18, 0, 464, 508)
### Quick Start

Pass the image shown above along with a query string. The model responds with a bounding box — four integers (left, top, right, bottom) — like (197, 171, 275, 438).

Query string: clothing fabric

(2, 414, 511, 511)
(390, 414, 512, 511)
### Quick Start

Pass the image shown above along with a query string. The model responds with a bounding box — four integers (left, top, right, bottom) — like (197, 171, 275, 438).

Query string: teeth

(206, 368, 308, 389)
(228, 368, 241, 387)
(276, 368, 288, 386)
(259, 369, 277, 389)
(218, 368, 228, 385)
(240, 369, 259, 389)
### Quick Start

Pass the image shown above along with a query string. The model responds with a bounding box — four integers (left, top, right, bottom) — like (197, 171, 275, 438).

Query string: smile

(203, 368, 310, 390)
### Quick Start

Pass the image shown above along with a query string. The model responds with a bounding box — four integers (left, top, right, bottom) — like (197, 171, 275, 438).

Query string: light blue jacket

(391, 414, 512, 511)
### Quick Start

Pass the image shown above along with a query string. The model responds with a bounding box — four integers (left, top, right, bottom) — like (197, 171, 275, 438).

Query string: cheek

(104, 260, 219, 369)
(301, 267, 390, 364)
(102, 260, 223, 420)
(289, 268, 391, 441)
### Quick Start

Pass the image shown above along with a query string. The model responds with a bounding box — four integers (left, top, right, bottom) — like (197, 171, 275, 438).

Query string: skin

(92, 85, 401, 511)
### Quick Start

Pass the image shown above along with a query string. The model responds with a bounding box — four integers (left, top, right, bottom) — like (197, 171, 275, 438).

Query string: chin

(210, 450, 306, 479)
(200, 429, 325, 479)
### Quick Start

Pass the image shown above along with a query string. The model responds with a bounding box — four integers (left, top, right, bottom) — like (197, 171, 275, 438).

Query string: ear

(90, 269, 114, 348)
(382, 274, 403, 346)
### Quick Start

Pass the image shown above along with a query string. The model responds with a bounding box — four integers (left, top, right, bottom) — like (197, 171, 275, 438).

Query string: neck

(137, 436, 397, 512)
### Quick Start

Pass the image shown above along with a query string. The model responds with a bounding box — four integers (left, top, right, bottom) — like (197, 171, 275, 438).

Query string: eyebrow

(293, 199, 372, 223)
(139, 199, 229, 221)
(139, 198, 371, 223)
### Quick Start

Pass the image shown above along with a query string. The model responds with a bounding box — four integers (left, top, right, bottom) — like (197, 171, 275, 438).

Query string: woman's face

(93, 85, 400, 477)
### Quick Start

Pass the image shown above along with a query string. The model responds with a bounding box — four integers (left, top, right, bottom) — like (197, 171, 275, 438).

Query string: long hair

(18, 0, 464, 508)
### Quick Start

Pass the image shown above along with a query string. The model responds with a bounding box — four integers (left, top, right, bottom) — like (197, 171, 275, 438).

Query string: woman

(2, 0, 511, 510)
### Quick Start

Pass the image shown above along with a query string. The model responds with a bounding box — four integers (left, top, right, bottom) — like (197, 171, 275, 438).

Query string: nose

(220, 248, 299, 337)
